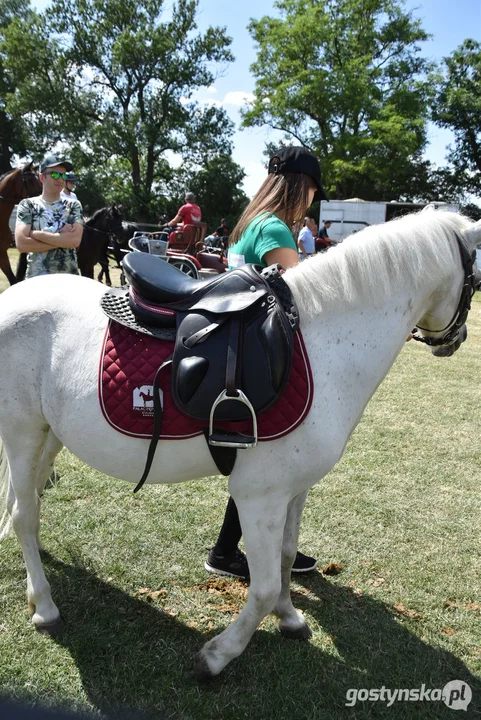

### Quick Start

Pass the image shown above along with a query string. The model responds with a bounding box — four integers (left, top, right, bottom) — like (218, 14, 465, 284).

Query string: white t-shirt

(61, 190, 78, 200)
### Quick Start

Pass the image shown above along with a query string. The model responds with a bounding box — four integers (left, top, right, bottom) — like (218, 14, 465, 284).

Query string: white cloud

(206, 85, 217, 94)
(223, 91, 255, 107)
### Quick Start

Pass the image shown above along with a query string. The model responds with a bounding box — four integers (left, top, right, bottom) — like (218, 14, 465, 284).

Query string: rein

(84, 222, 123, 238)
(412, 233, 477, 348)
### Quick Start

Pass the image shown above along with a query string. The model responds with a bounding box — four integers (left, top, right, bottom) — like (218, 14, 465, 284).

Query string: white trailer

(319, 200, 460, 242)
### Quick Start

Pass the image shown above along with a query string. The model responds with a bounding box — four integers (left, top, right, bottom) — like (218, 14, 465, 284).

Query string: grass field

(0, 249, 480, 719)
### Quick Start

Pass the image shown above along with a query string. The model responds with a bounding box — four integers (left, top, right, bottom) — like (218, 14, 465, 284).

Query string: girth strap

(134, 357, 172, 493)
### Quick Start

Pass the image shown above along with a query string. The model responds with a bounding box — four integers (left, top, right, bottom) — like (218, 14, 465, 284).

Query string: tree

(3, 0, 235, 219)
(0, 0, 32, 171)
(431, 39, 481, 195)
(242, 0, 434, 201)
(165, 154, 248, 230)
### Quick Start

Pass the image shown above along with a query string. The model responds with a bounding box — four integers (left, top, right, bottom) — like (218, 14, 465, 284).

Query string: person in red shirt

(167, 191, 202, 228)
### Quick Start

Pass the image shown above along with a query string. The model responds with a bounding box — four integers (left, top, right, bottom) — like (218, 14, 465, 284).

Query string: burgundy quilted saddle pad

(99, 320, 313, 441)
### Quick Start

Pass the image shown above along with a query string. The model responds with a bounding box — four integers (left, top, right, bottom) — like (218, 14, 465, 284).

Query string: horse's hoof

(194, 652, 215, 682)
(280, 623, 312, 641)
(35, 617, 64, 637)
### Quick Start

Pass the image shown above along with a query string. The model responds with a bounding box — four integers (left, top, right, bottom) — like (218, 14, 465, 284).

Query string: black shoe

(204, 548, 250, 580)
(292, 551, 318, 573)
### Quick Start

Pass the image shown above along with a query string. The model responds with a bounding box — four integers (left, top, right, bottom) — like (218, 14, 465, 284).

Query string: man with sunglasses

(15, 154, 83, 278)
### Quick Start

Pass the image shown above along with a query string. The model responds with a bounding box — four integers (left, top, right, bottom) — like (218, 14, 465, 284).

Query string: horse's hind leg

(196, 490, 288, 679)
(35, 430, 64, 551)
(2, 425, 62, 634)
(274, 490, 313, 639)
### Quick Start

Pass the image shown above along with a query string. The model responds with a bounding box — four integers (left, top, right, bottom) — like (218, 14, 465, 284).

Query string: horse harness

(101, 254, 300, 490)
(85, 222, 124, 241)
(412, 233, 478, 348)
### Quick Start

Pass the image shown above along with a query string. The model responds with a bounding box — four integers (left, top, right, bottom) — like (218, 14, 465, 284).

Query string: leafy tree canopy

(0, 0, 32, 171)
(164, 154, 249, 231)
(2, 0, 239, 219)
(243, 0, 435, 201)
(431, 39, 481, 194)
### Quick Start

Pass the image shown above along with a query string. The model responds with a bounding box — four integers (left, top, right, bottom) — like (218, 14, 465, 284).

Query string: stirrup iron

(209, 389, 258, 448)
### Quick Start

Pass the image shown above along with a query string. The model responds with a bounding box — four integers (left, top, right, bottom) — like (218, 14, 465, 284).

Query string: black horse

(97, 220, 139, 285)
(16, 205, 125, 284)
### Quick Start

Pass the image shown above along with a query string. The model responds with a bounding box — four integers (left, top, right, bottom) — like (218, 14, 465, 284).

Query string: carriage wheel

(167, 257, 199, 279)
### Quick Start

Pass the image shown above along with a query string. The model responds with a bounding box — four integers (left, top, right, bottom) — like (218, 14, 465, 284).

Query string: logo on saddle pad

(133, 385, 163, 417)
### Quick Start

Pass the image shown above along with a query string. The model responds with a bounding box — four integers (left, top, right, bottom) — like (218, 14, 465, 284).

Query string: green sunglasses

(43, 171, 69, 180)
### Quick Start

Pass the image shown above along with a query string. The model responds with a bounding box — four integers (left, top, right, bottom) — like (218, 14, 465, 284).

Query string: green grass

(0, 261, 480, 719)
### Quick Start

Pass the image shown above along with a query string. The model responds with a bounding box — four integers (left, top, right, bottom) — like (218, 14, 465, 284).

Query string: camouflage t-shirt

(16, 195, 83, 278)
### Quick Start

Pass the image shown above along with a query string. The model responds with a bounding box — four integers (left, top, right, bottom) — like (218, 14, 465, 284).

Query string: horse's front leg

(97, 259, 112, 286)
(274, 490, 313, 639)
(196, 493, 288, 680)
(0, 247, 17, 285)
(2, 427, 62, 634)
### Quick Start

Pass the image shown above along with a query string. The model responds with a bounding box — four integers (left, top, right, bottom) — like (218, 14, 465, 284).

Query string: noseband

(412, 234, 478, 348)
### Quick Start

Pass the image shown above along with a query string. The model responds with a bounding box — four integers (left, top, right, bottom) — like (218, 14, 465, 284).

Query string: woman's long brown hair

(229, 172, 315, 246)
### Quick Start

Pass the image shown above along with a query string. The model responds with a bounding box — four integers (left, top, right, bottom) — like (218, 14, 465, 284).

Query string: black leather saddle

(121, 252, 300, 450)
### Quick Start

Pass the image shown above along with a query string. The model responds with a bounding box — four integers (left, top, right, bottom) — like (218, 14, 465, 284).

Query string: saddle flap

(171, 300, 294, 422)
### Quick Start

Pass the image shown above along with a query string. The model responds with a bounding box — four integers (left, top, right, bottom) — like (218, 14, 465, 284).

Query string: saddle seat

(119, 252, 300, 453)
(123, 251, 267, 308)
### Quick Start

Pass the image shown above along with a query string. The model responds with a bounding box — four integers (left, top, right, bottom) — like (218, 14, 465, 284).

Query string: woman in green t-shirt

(206, 145, 328, 579)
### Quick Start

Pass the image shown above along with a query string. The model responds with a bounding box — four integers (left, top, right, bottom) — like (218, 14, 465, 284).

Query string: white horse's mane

(285, 210, 473, 318)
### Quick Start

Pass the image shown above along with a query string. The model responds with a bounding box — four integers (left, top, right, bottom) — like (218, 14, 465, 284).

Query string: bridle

(0, 166, 39, 202)
(412, 233, 478, 348)
(85, 220, 124, 243)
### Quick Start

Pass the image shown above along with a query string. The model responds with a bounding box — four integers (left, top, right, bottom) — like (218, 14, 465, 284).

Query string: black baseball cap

(40, 154, 73, 173)
(268, 146, 328, 202)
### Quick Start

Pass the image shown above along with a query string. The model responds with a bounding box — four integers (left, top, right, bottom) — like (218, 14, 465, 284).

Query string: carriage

(120, 222, 228, 284)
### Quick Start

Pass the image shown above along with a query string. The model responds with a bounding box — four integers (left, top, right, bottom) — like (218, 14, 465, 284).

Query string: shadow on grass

(42, 554, 480, 720)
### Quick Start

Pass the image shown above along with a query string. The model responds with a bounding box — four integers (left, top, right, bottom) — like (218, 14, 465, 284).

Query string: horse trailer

(320, 200, 460, 242)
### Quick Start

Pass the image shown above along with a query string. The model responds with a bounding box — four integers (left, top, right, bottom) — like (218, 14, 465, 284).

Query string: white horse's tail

(0, 436, 12, 539)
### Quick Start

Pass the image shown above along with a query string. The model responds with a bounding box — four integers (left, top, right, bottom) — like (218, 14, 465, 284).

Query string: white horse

(0, 209, 479, 679)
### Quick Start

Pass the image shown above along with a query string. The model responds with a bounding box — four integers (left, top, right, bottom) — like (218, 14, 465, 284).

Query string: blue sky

(31, 0, 481, 197)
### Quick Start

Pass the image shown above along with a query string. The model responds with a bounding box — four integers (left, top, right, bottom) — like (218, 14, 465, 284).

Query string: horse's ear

(462, 219, 481, 249)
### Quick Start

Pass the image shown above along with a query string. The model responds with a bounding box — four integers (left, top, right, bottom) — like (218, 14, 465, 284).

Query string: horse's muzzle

(431, 324, 467, 357)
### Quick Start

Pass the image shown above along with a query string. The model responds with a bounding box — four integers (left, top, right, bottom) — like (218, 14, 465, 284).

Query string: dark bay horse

(16, 205, 125, 283)
(0, 163, 42, 284)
